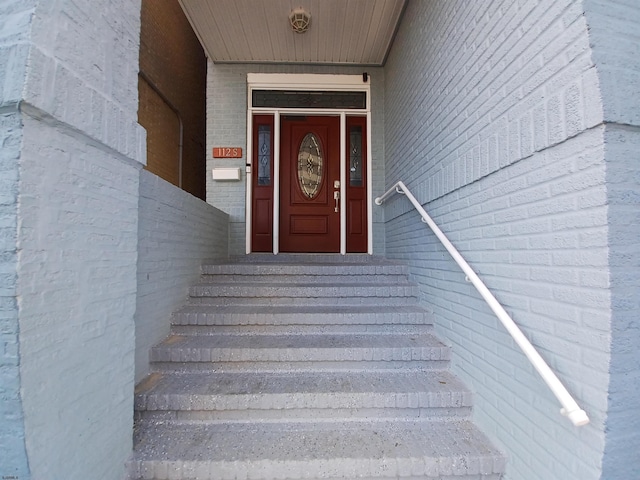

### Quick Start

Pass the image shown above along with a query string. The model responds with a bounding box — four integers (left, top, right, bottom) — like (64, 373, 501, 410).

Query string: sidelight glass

(349, 126, 363, 187)
(257, 125, 271, 185)
(297, 133, 323, 198)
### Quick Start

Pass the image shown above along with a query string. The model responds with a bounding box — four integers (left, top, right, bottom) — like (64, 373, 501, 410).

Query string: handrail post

(375, 181, 589, 427)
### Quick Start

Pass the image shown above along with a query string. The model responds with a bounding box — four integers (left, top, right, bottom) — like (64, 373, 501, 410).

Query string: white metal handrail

(375, 181, 590, 427)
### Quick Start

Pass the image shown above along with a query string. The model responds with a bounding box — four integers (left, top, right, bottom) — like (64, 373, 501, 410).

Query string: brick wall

(206, 63, 386, 255)
(138, 77, 181, 186)
(7, 0, 145, 479)
(0, 112, 29, 479)
(585, 1, 640, 476)
(136, 169, 229, 382)
(586, 0, 640, 126)
(0, 1, 35, 478)
(382, 1, 609, 479)
(18, 115, 140, 480)
(602, 125, 640, 478)
(139, 0, 206, 199)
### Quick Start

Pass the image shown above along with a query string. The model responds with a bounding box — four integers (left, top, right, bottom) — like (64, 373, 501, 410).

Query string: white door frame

(245, 73, 372, 255)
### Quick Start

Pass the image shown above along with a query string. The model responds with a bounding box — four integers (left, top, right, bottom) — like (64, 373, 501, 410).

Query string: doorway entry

(280, 116, 340, 252)
(246, 74, 371, 255)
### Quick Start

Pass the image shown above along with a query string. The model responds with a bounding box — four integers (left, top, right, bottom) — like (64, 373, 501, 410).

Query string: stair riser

(150, 346, 450, 364)
(200, 273, 409, 284)
(135, 406, 473, 424)
(201, 264, 409, 275)
(170, 324, 434, 336)
(135, 391, 472, 415)
(127, 457, 504, 480)
(172, 311, 433, 327)
(187, 297, 420, 307)
(189, 285, 419, 299)
(150, 360, 450, 373)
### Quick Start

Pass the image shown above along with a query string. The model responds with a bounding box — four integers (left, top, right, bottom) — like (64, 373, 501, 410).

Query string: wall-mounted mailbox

(212, 167, 242, 181)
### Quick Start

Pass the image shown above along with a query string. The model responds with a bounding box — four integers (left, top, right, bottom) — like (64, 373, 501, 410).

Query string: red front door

(279, 116, 340, 252)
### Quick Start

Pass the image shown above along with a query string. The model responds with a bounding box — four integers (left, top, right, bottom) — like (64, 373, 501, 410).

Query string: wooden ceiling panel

(179, 0, 406, 65)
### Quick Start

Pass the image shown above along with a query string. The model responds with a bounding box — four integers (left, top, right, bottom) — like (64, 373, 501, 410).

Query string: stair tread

(131, 421, 505, 475)
(155, 333, 446, 350)
(135, 370, 470, 398)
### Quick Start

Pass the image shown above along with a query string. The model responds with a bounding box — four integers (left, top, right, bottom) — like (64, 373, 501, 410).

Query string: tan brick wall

(139, 0, 206, 199)
(138, 78, 180, 186)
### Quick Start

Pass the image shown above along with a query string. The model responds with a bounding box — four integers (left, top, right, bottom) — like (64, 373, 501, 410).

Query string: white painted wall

(136, 169, 229, 383)
(382, 1, 610, 479)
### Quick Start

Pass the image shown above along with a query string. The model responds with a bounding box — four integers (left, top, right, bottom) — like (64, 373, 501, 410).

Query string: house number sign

(212, 147, 243, 158)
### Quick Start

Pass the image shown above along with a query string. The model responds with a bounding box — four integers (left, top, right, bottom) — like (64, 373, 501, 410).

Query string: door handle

(334, 191, 340, 212)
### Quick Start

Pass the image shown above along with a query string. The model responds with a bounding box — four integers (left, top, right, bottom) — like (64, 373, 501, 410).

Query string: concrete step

(201, 272, 409, 284)
(171, 323, 435, 337)
(128, 420, 505, 480)
(149, 333, 450, 373)
(131, 255, 506, 479)
(208, 254, 399, 264)
(134, 370, 472, 423)
(188, 282, 420, 306)
(200, 261, 409, 281)
(189, 282, 418, 297)
(172, 304, 435, 328)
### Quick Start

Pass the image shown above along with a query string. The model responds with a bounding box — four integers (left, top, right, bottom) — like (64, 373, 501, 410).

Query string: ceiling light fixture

(289, 7, 311, 34)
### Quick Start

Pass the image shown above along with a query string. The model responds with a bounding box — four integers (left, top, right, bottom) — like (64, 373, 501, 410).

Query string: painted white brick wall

(18, 115, 140, 480)
(206, 62, 386, 255)
(601, 125, 640, 478)
(382, 1, 609, 479)
(136, 169, 229, 382)
(587, 2, 640, 475)
(0, 112, 30, 479)
(5, 0, 145, 479)
(1, 1, 36, 478)
(23, 0, 146, 163)
(585, 0, 640, 126)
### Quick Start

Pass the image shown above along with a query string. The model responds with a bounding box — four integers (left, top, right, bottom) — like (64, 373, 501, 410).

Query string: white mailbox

(211, 167, 242, 181)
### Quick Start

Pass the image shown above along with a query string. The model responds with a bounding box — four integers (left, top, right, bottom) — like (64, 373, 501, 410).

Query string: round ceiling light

(289, 7, 311, 34)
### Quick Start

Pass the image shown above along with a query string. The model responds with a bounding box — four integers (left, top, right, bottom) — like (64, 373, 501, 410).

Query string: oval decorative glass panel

(297, 133, 323, 198)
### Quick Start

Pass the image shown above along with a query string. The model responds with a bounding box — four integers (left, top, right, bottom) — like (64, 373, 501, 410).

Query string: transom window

(252, 90, 367, 109)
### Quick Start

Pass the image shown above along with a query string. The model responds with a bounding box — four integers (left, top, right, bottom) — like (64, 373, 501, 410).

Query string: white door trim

(245, 73, 372, 255)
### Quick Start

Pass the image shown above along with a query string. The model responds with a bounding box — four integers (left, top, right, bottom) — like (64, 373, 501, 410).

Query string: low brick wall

(135, 169, 228, 382)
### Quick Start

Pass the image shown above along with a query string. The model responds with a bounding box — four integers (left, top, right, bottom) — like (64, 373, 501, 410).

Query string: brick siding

(382, 1, 610, 479)
(17, 115, 140, 480)
(5, 0, 145, 478)
(135, 169, 229, 382)
(0, 1, 36, 478)
(0, 112, 30, 479)
(586, 1, 640, 476)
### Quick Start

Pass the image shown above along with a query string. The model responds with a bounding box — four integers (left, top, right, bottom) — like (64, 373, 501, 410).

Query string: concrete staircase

(128, 255, 505, 479)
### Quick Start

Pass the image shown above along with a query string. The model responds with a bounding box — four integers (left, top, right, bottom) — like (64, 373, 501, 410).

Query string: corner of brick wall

(383, 1, 610, 479)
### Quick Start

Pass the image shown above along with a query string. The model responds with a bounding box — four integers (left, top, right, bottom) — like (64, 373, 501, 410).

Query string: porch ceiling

(178, 0, 407, 66)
